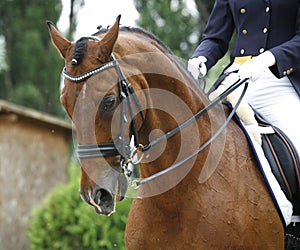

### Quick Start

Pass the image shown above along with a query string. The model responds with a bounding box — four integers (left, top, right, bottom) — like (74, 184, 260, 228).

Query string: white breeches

(218, 62, 300, 156)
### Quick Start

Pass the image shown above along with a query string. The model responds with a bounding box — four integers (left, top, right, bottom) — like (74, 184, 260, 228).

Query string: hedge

(27, 162, 132, 250)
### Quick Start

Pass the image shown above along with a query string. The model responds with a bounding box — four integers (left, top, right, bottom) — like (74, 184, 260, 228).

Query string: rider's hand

(238, 51, 276, 80)
(188, 56, 207, 80)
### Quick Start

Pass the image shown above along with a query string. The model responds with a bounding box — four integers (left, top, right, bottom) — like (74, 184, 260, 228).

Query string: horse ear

(47, 21, 71, 58)
(97, 15, 121, 61)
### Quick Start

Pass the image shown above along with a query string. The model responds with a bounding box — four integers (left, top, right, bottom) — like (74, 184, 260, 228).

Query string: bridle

(63, 36, 145, 174)
(63, 36, 249, 187)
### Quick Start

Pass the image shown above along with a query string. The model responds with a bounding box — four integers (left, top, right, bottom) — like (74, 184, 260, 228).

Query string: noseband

(63, 36, 249, 187)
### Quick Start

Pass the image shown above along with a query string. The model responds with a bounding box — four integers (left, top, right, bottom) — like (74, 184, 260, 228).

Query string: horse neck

(114, 34, 215, 206)
(135, 66, 214, 211)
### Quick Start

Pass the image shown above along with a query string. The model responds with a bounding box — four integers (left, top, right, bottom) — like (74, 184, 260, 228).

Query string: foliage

(133, 0, 228, 85)
(66, 0, 85, 39)
(193, 0, 215, 31)
(133, 0, 199, 58)
(27, 163, 132, 250)
(0, 0, 217, 116)
(0, 0, 65, 115)
(0, 0, 220, 115)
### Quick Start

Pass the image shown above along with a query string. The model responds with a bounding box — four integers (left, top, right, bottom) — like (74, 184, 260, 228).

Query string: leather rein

(63, 38, 248, 188)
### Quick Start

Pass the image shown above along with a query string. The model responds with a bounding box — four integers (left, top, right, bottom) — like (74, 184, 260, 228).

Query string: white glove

(238, 51, 276, 80)
(188, 56, 207, 80)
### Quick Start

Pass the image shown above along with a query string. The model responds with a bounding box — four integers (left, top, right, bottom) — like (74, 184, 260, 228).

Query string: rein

(134, 78, 248, 186)
(63, 47, 248, 187)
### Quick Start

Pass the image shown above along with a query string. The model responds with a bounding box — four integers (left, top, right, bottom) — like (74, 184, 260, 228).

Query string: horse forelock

(72, 37, 88, 65)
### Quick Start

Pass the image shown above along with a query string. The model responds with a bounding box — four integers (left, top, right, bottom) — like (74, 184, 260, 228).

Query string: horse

(47, 15, 284, 249)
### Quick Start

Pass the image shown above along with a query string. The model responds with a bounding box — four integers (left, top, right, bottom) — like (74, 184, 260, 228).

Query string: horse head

(47, 16, 144, 215)
(48, 14, 215, 217)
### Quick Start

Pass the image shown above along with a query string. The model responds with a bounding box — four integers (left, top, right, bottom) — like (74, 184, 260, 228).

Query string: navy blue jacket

(191, 0, 300, 97)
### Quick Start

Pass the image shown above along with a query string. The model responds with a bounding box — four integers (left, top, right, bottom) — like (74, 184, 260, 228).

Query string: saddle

(256, 114, 300, 203)
(255, 114, 300, 249)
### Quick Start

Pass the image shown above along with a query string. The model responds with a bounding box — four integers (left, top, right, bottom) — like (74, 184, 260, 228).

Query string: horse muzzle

(80, 173, 128, 216)
(84, 188, 115, 215)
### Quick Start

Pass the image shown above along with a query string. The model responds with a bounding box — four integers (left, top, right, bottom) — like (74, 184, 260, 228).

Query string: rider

(188, 0, 300, 168)
(187, 0, 300, 227)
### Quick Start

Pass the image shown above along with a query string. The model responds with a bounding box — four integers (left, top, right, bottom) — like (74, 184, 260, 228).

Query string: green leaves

(0, 0, 64, 115)
(27, 163, 132, 250)
(134, 0, 198, 59)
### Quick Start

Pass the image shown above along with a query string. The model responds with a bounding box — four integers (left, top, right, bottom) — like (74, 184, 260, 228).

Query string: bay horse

(47, 16, 284, 249)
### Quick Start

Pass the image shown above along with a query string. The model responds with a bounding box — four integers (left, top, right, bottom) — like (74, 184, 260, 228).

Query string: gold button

(287, 70, 291, 75)
(263, 28, 268, 33)
(240, 49, 245, 55)
(266, 7, 270, 12)
(283, 71, 287, 75)
(242, 29, 248, 35)
(259, 48, 265, 53)
(240, 8, 246, 14)
(290, 68, 294, 72)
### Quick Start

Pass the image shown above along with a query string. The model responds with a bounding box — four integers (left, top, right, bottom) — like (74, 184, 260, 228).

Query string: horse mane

(93, 25, 175, 56)
(93, 25, 199, 94)
(72, 26, 174, 66)
(74, 25, 190, 88)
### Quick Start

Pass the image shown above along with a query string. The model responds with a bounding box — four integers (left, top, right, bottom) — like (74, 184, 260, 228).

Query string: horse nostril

(95, 188, 113, 205)
(79, 188, 115, 215)
(94, 189, 102, 204)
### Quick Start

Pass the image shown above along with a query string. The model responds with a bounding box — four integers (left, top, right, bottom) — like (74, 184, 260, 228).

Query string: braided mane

(94, 25, 174, 55)
(72, 37, 89, 65)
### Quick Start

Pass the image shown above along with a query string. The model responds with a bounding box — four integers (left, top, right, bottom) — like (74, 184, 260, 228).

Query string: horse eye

(100, 95, 117, 113)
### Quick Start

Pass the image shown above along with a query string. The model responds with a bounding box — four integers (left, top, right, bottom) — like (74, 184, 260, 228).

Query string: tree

(194, 0, 215, 32)
(0, 0, 63, 114)
(0, 0, 85, 116)
(133, 0, 226, 84)
(133, 0, 216, 59)
(66, 0, 85, 39)
(134, 0, 199, 58)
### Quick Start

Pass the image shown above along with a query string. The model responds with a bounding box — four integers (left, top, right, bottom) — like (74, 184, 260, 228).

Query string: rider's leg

(246, 68, 300, 156)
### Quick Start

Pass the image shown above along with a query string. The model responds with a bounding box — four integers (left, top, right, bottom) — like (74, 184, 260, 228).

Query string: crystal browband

(63, 60, 117, 83)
